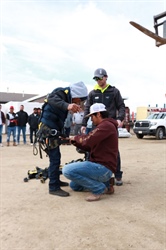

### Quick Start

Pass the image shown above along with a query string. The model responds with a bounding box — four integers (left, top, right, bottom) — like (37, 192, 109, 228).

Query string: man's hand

(81, 126, 86, 134)
(117, 120, 123, 128)
(68, 104, 81, 113)
(69, 136, 76, 145)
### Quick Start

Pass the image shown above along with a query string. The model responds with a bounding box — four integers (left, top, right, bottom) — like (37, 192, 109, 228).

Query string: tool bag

(24, 166, 48, 183)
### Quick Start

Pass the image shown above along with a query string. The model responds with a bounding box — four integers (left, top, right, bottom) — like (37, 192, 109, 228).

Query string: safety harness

(33, 123, 70, 159)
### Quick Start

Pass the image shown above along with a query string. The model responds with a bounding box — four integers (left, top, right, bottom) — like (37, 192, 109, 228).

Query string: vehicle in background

(133, 112, 166, 140)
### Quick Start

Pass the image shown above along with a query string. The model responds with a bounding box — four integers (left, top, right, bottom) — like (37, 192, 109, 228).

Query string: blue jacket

(41, 87, 71, 131)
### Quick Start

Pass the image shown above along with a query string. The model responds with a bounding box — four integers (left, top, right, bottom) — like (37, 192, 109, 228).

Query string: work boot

(60, 181, 69, 187)
(13, 142, 17, 146)
(7, 142, 9, 146)
(49, 188, 69, 197)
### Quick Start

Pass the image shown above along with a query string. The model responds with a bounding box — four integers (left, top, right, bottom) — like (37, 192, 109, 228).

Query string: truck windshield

(146, 113, 166, 119)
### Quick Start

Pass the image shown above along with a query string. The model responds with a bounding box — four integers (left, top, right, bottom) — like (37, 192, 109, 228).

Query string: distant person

(28, 108, 39, 145)
(6, 106, 17, 146)
(85, 117, 93, 134)
(16, 105, 28, 145)
(72, 108, 84, 135)
(37, 107, 42, 118)
(0, 104, 6, 147)
(64, 112, 73, 138)
(81, 68, 125, 186)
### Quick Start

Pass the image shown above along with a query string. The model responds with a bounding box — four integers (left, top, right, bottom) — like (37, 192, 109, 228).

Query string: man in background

(28, 108, 39, 145)
(16, 105, 28, 145)
(6, 106, 17, 146)
(0, 104, 6, 147)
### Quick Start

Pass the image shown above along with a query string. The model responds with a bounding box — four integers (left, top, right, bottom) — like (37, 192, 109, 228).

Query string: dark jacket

(82, 84, 125, 126)
(0, 111, 6, 124)
(40, 87, 71, 130)
(73, 118, 118, 173)
(28, 113, 39, 130)
(16, 110, 28, 127)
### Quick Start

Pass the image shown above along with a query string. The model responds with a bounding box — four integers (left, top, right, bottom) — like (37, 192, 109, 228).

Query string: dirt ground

(0, 132, 166, 250)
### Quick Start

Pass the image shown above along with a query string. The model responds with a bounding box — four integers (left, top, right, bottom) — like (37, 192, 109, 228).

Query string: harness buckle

(50, 129, 58, 136)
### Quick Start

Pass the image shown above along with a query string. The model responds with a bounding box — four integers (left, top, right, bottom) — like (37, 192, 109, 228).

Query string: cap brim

(93, 75, 103, 79)
(85, 113, 91, 118)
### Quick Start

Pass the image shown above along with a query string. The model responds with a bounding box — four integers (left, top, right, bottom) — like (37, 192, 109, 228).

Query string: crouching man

(62, 103, 118, 202)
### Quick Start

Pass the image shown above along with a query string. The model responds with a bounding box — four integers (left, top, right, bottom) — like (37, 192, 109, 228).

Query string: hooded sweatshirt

(41, 82, 87, 130)
(69, 81, 88, 100)
(73, 118, 118, 173)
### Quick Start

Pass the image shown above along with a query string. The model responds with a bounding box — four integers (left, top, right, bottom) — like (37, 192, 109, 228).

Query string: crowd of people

(0, 105, 41, 146)
(0, 67, 126, 202)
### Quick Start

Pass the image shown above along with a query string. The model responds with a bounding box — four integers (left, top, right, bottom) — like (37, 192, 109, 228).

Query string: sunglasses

(94, 77, 103, 81)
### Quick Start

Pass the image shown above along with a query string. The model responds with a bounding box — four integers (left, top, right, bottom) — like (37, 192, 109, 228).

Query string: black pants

(115, 151, 123, 179)
(30, 127, 37, 143)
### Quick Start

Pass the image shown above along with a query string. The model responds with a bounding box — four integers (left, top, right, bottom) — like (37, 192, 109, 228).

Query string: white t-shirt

(73, 111, 84, 124)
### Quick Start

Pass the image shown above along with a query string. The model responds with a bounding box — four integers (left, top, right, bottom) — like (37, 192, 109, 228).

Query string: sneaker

(115, 178, 123, 186)
(30, 143, 33, 146)
(60, 181, 69, 187)
(49, 188, 70, 197)
(0, 143, 3, 147)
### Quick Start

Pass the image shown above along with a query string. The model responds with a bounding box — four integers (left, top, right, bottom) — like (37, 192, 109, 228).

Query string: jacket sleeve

(115, 89, 126, 121)
(82, 91, 93, 126)
(2, 112, 6, 123)
(74, 122, 115, 150)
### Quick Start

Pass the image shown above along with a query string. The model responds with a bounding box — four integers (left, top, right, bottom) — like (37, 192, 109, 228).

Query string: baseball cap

(10, 106, 14, 109)
(86, 103, 106, 117)
(93, 68, 108, 79)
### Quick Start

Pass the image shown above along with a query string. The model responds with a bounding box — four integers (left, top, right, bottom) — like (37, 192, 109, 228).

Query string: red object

(10, 106, 14, 109)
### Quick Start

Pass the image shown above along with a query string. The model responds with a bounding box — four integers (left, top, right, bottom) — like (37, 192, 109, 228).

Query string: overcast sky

(1, 0, 166, 112)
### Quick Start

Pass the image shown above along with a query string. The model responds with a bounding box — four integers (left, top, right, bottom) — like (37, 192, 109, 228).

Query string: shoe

(60, 181, 69, 187)
(115, 178, 123, 186)
(85, 193, 102, 202)
(0, 143, 3, 147)
(30, 143, 33, 146)
(7, 142, 9, 146)
(13, 142, 17, 146)
(49, 188, 70, 197)
(105, 186, 114, 195)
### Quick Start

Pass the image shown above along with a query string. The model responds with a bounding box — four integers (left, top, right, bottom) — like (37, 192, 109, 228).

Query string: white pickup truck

(133, 112, 166, 140)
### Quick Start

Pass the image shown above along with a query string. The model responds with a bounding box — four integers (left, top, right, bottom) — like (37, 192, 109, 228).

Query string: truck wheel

(156, 128, 164, 140)
(136, 134, 144, 139)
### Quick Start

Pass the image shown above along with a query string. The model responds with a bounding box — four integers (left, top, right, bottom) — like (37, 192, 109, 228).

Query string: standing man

(6, 106, 17, 146)
(81, 68, 125, 186)
(0, 104, 6, 147)
(16, 105, 28, 145)
(62, 103, 118, 202)
(39, 81, 88, 197)
(72, 108, 84, 135)
(64, 111, 73, 138)
(28, 108, 39, 145)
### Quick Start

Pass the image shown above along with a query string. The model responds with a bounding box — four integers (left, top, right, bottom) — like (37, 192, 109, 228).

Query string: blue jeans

(7, 126, 16, 143)
(48, 146, 61, 191)
(17, 126, 26, 144)
(0, 124, 3, 143)
(62, 161, 112, 195)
